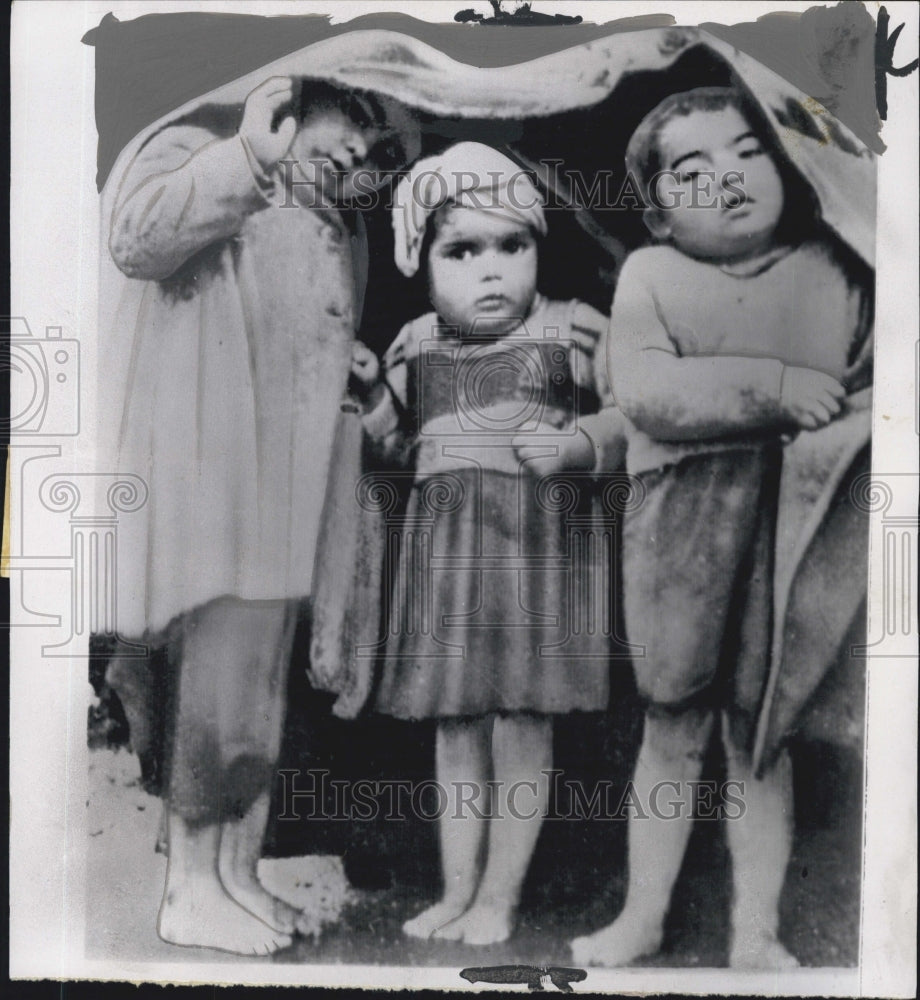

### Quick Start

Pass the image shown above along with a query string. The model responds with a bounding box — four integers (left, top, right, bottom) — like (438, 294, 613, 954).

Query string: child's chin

(466, 315, 519, 337)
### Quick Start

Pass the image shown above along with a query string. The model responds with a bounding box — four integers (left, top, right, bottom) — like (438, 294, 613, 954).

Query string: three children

(112, 70, 867, 966)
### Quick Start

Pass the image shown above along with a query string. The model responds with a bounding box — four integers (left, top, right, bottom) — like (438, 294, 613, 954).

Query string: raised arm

(109, 77, 296, 281)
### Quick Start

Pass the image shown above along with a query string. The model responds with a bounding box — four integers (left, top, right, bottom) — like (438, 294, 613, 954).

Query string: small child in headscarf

(351, 142, 627, 945)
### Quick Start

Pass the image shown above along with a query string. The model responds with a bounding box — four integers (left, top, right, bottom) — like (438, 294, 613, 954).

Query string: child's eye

(738, 143, 765, 159)
(445, 243, 477, 261)
(370, 134, 403, 170)
(501, 236, 530, 254)
(679, 170, 702, 183)
(346, 95, 373, 130)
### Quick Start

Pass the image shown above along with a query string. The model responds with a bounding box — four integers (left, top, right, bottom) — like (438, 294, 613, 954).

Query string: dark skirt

(621, 447, 781, 751)
(374, 468, 611, 719)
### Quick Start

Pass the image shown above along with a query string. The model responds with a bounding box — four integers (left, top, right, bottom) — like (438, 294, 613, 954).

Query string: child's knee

(644, 696, 716, 755)
(219, 752, 275, 820)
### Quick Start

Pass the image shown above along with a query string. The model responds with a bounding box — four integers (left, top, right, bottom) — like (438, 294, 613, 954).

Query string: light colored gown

(107, 124, 365, 638)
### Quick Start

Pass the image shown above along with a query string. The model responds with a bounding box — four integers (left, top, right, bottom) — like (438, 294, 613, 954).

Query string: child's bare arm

(110, 78, 295, 281)
(512, 429, 597, 478)
(579, 407, 629, 471)
(513, 302, 629, 475)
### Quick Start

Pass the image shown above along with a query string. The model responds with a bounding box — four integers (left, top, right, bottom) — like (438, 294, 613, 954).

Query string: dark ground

(89, 623, 863, 970)
(269, 685, 862, 969)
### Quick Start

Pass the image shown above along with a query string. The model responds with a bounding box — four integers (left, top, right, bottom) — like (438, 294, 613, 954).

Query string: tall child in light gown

(352, 142, 627, 945)
(106, 76, 419, 955)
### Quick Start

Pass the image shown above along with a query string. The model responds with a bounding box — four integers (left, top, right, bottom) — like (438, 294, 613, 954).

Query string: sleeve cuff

(363, 393, 401, 441)
(188, 135, 275, 211)
(236, 133, 277, 198)
(579, 410, 628, 474)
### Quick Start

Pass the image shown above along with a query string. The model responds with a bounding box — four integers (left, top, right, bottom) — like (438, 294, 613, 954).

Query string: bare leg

(218, 790, 308, 935)
(158, 599, 299, 953)
(215, 602, 309, 935)
(436, 712, 552, 945)
(404, 717, 491, 939)
(570, 706, 714, 966)
(157, 811, 292, 955)
(723, 716, 798, 969)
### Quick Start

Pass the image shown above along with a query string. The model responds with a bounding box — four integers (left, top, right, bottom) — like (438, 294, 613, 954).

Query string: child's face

(288, 104, 402, 203)
(426, 207, 538, 336)
(650, 106, 785, 261)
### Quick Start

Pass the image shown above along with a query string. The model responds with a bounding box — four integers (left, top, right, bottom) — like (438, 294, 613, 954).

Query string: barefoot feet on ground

(570, 914, 663, 967)
(433, 902, 515, 945)
(403, 897, 473, 939)
(219, 862, 303, 935)
(158, 879, 292, 956)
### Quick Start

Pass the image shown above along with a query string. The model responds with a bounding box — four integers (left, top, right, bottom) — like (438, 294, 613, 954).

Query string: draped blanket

(754, 387, 872, 771)
(101, 26, 875, 744)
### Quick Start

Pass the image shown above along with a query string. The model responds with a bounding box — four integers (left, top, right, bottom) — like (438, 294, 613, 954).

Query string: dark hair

(292, 79, 387, 127)
(278, 79, 409, 171)
(626, 85, 820, 244)
(625, 87, 745, 194)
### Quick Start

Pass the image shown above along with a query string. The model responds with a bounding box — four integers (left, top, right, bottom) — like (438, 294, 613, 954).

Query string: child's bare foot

(569, 913, 663, 967)
(158, 875, 292, 956)
(219, 862, 304, 936)
(218, 805, 318, 937)
(403, 897, 472, 939)
(730, 931, 800, 970)
(434, 902, 514, 945)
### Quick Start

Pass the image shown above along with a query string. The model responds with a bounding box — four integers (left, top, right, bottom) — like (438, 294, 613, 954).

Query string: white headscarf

(392, 141, 547, 277)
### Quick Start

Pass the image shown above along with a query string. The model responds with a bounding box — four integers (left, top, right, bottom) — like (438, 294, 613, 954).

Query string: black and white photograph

(7, 1, 918, 993)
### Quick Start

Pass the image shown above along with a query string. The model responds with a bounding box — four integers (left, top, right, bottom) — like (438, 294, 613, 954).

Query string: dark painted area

(703, 3, 881, 152)
(875, 5, 920, 121)
(84, 9, 672, 190)
(85, 4, 884, 190)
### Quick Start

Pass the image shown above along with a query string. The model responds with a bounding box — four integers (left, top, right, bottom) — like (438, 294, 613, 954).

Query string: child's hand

(513, 428, 594, 477)
(240, 77, 297, 172)
(780, 366, 846, 431)
(350, 341, 380, 387)
(348, 341, 381, 403)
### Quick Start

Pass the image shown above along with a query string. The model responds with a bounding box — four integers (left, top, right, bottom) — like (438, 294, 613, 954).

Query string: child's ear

(643, 207, 671, 240)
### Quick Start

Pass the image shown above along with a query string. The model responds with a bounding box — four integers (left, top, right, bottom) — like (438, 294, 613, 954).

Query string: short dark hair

(288, 79, 409, 170)
(295, 79, 390, 129)
(625, 84, 821, 242)
(625, 86, 747, 197)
